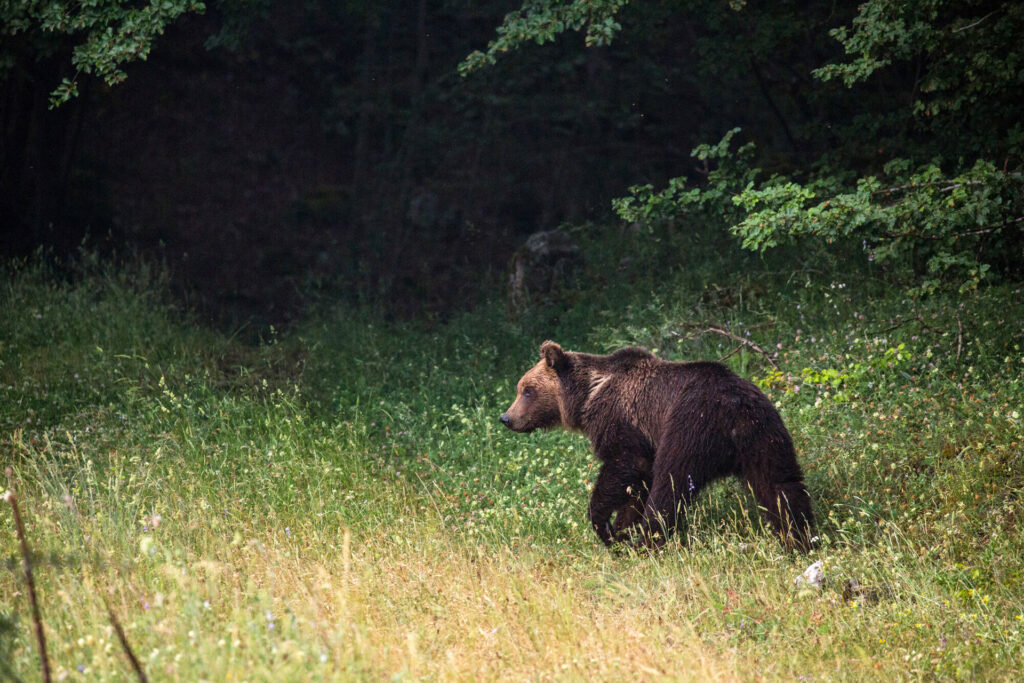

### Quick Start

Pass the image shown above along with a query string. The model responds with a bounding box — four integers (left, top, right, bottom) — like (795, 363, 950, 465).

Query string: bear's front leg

(589, 461, 639, 546)
(611, 474, 650, 542)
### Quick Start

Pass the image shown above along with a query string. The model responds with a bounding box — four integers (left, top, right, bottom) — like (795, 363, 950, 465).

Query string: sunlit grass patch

(3, 256, 1024, 679)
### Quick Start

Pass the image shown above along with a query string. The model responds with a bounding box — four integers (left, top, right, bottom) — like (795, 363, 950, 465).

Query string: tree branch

(952, 11, 997, 33)
(679, 326, 779, 369)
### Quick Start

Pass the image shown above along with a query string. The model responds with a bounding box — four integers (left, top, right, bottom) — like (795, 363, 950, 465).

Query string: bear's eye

(523, 386, 534, 398)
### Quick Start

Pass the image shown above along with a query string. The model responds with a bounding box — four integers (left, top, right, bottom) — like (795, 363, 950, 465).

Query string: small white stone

(794, 560, 825, 589)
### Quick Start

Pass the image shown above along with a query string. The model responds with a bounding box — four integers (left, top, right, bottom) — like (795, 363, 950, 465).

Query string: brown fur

(503, 358, 563, 433)
(501, 341, 815, 550)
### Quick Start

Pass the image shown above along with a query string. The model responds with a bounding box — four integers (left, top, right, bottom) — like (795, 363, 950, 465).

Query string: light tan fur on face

(504, 360, 562, 432)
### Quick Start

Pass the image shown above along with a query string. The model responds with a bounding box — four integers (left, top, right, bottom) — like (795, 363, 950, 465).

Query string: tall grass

(2, 249, 1023, 680)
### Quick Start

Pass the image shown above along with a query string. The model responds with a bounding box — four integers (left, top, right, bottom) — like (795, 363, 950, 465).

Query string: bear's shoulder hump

(607, 346, 653, 363)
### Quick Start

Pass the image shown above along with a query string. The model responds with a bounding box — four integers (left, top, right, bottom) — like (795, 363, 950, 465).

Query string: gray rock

(507, 230, 582, 314)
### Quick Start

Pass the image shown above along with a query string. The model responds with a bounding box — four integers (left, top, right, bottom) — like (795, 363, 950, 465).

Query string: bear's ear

(540, 340, 569, 372)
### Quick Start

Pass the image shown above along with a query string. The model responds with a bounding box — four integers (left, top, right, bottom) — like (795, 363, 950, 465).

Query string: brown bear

(500, 341, 814, 550)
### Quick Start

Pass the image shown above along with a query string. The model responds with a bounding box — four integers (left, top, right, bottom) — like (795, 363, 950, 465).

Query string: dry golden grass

(8, 502, 746, 681)
(6, 480, 999, 683)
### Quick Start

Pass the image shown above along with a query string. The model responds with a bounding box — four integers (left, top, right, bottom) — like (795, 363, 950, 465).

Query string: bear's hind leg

(746, 475, 815, 551)
(639, 454, 709, 547)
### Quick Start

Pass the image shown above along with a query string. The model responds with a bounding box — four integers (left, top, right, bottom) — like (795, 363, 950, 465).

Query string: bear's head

(500, 341, 570, 433)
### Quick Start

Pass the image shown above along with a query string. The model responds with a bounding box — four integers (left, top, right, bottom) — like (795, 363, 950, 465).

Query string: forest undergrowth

(2, 241, 1024, 681)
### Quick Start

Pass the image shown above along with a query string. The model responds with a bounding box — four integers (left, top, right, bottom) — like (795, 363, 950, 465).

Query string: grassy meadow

(2, 245, 1024, 681)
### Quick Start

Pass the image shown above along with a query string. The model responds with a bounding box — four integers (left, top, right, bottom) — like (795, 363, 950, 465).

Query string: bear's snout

(501, 411, 534, 432)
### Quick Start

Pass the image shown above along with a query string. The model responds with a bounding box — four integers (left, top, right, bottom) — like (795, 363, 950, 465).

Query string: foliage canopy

(473, 0, 1024, 295)
(1, 0, 205, 106)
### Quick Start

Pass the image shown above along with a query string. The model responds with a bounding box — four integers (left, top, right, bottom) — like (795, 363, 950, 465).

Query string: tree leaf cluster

(1, 0, 206, 107)
(480, 0, 1024, 295)
(459, 0, 627, 75)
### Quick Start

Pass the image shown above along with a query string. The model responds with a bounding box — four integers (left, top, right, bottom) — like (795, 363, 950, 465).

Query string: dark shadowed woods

(16, 1, 1020, 323)
(3, 1, 701, 321)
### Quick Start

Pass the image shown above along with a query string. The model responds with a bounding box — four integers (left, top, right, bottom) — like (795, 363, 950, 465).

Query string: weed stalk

(104, 598, 149, 683)
(5, 466, 51, 683)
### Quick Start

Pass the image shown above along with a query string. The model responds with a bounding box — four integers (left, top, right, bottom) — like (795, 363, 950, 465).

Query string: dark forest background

(3, 1, 1022, 323)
